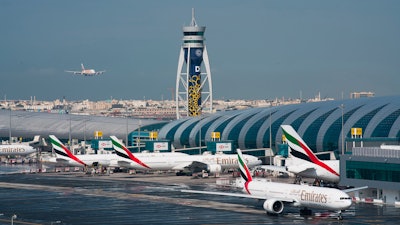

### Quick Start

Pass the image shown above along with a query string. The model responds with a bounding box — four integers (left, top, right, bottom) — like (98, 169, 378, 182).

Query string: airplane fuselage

(124, 152, 261, 171)
(65, 64, 104, 76)
(45, 153, 120, 167)
(0, 144, 36, 156)
(286, 158, 340, 183)
(247, 180, 352, 211)
(49, 151, 261, 171)
(123, 152, 194, 170)
(82, 69, 96, 74)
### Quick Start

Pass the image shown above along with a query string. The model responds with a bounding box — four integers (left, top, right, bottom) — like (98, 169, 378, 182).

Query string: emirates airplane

(182, 149, 367, 220)
(110, 136, 262, 174)
(281, 125, 340, 183)
(0, 135, 39, 156)
(47, 135, 261, 174)
(0, 144, 36, 156)
(257, 125, 340, 184)
(47, 135, 194, 169)
(65, 63, 105, 76)
(47, 135, 119, 167)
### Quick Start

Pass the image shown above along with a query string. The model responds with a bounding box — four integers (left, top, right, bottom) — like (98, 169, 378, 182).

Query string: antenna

(191, 8, 197, 27)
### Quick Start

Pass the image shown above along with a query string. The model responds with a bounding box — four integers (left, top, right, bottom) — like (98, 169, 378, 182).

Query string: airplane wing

(117, 160, 133, 168)
(65, 71, 82, 75)
(182, 189, 266, 199)
(286, 165, 316, 175)
(95, 71, 105, 75)
(184, 161, 209, 173)
(181, 189, 295, 203)
(172, 161, 216, 173)
(342, 186, 368, 193)
(172, 162, 193, 171)
(261, 161, 316, 175)
(257, 165, 288, 173)
(55, 158, 71, 164)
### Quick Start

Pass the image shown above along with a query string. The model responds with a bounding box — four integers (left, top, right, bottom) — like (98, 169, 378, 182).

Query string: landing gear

(294, 176, 302, 184)
(300, 207, 312, 216)
(313, 178, 321, 186)
(337, 210, 343, 220)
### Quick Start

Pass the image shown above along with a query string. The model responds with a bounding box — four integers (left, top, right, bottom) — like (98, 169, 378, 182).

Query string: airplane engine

(263, 199, 284, 214)
(92, 161, 110, 167)
(207, 164, 222, 173)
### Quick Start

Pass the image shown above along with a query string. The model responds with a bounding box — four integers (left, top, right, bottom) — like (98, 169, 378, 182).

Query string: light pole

(199, 118, 202, 155)
(9, 107, 12, 143)
(138, 120, 141, 152)
(69, 113, 72, 148)
(126, 107, 129, 147)
(11, 214, 17, 225)
(269, 109, 272, 165)
(340, 104, 345, 155)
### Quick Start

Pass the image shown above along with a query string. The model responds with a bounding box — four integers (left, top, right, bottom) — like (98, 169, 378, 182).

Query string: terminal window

(346, 161, 400, 182)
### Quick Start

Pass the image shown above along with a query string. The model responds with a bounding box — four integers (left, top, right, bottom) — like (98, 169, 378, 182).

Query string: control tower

(175, 9, 212, 119)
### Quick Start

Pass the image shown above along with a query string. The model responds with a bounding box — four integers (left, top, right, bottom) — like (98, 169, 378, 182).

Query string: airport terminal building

(340, 145, 400, 205)
(1, 95, 400, 155)
(158, 95, 400, 154)
(1, 95, 400, 204)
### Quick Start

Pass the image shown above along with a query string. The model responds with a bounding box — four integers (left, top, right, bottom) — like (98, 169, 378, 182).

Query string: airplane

(182, 149, 367, 220)
(0, 144, 36, 156)
(47, 135, 120, 167)
(256, 125, 340, 184)
(65, 63, 105, 76)
(0, 135, 40, 156)
(110, 136, 262, 174)
(281, 125, 340, 183)
(46, 134, 261, 174)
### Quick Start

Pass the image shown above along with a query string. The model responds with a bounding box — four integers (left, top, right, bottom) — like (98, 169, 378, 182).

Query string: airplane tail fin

(281, 125, 339, 176)
(49, 135, 87, 166)
(237, 149, 253, 194)
(32, 135, 40, 143)
(110, 136, 150, 169)
(281, 125, 321, 163)
(81, 63, 85, 70)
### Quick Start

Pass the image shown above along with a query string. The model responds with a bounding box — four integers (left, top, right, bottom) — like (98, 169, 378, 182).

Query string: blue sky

(1, 0, 399, 101)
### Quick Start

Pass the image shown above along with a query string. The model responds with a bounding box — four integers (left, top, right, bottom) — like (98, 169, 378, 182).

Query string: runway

(0, 168, 399, 224)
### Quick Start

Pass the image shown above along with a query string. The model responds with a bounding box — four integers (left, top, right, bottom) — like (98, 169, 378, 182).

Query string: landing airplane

(65, 63, 105, 76)
(182, 149, 366, 220)
(110, 136, 262, 174)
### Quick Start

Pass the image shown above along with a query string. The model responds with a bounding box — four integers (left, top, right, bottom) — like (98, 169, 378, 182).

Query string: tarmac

(1, 167, 400, 224)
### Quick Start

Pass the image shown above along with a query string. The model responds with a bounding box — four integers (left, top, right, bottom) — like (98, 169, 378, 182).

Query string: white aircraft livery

(182, 149, 367, 220)
(65, 63, 105, 76)
(48, 135, 120, 167)
(281, 125, 340, 183)
(48, 135, 194, 170)
(47, 135, 261, 174)
(110, 136, 262, 173)
(0, 144, 36, 156)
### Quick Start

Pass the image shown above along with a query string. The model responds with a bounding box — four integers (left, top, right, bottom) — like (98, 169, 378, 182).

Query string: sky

(1, 0, 400, 101)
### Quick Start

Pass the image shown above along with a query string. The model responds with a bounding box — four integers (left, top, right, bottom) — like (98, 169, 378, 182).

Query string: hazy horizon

(1, 1, 399, 101)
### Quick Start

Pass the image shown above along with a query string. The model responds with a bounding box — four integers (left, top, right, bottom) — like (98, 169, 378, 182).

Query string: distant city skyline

(1, 1, 399, 101)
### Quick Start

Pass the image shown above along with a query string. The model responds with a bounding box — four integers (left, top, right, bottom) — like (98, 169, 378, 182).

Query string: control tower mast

(175, 8, 213, 119)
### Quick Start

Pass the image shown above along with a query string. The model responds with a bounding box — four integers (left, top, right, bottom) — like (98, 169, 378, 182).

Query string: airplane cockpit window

(340, 197, 351, 200)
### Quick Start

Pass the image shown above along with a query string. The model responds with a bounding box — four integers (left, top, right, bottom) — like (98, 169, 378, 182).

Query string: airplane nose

(344, 199, 352, 209)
